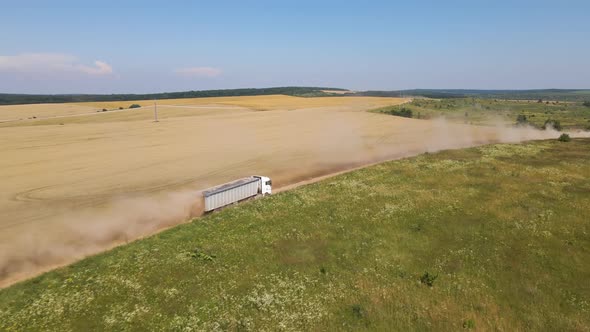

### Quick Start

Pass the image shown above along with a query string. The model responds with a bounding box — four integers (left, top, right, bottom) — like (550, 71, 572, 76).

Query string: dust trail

(274, 119, 590, 189)
(0, 191, 203, 288)
(1, 115, 589, 288)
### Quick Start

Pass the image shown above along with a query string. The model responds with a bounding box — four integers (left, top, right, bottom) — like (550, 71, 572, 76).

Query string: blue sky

(1, 0, 589, 93)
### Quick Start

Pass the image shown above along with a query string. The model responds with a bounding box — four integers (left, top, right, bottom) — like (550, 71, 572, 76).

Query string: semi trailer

(203, 175, 272, 212)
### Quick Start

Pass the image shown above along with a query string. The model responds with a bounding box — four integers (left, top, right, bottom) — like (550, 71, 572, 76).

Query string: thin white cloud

(77, 60, 113, 75)
(175, 66, 221, 78)
(0, 53, 113, 76)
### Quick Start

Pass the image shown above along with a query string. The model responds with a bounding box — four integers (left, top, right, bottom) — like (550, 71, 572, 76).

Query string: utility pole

(153, 100, 159, 122)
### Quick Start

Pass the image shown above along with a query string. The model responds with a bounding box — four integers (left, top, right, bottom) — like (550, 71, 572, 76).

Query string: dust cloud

(0, 191, 203, 287)
(274, 118, 589, 188)
(1, 102, 589, 287)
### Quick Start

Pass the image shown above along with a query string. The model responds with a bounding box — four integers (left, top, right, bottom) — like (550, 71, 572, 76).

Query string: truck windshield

(266, 180, 272, 185)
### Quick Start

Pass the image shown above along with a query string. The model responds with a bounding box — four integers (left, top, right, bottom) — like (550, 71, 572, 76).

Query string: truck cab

(254, 175, 272, 195)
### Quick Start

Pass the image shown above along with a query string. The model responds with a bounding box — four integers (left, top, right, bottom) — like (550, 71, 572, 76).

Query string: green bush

(543, 119, 562, 131)
(189, 248, 216, 261)
(516, 114, 528, 125)
(583, 101, 590, 107)
(463, 319, 476, 329)
(384, 107, 413, 118)
(351, 304, 364, 318)
(558, 133, 571, 142)
(129, 104, 141, 109)
(420, 272, 438, 287)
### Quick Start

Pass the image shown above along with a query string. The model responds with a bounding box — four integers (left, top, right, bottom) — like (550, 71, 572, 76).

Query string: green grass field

(1, 139, 590, 331)
(376, 98, 590, 130)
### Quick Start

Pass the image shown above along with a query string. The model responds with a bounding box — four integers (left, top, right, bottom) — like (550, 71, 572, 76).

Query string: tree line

(0, 87, 347, 105)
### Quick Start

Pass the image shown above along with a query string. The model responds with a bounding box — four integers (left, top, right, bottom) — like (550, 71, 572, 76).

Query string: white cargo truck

(203, 175, 272, 212)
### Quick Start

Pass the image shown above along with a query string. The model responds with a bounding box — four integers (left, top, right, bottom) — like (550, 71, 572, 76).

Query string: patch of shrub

(558, 133, 571, 142)
(189, 248, 216, 261)
(129, 104, 141, 109)
(420, 272, 438, 287)
(384, 107, 413, 118)
(543, 119, 562, 131)
(516, 114, 528, 125)
(119, 107, 124, 110)
(410, 223, 423, 232)
(463, 319, 475, 329)
(351, 304, 364, 318)
(583, 101, 590, 107)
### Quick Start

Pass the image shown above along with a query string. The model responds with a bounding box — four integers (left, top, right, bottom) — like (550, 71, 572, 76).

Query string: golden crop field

(0, 95, 401, 125)
(79, 95, 401, 111)
(0, 95, 575, 286)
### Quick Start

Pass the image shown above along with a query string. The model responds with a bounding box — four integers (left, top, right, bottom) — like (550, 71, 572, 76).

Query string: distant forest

(2, 87, 589, 105)
(0, 87, 347, 105)
(357, 89, 590, 102)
